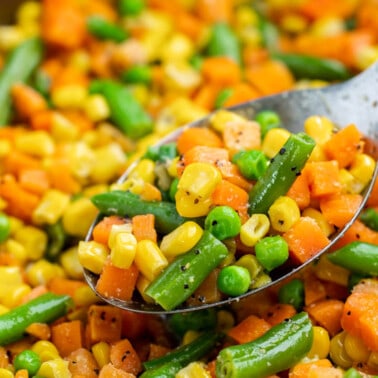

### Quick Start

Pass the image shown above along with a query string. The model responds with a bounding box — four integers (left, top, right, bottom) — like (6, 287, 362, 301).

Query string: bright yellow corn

(134, 240, 168, 281)
(2, 284, 31, 309)
(136, 275, 155, 304)
(67, 49, 91, 73)
(0, 139, 11, 157)
(162, 61, 202, 93)
(13, 225, 48, 260)
(175, 189, 213, 217)
(339, 168, 358, 194)
(108, 223, 133, 248)
(26, 259, 65, 287)
(0, 368, 14, 378)
(128, 158, 156, 184)
(239, 214, 270, 247)
(160, 221, 203, 258)
(310, 16, 345, 37)
(17, 1, 41, 25)
(160, 33, 194, 62)
(37, 358, 71, 378)
(167, 156, 181, 177)
(32, 189, 70, 225)
(62, 197, 99, 238)
(210, 109, 246, 133)
(344, 332, 370, 363)
(66, 141, 96, 180)
(51, 84, 88, 109)
(0, 305, 9, 315)
(59, 247, 84, 280)
(50, 112, 79, 142)
(0, 266, 24, 304)
(77, 240, 109, 275)
(83, 94, 110, 122)
(307, 326, 330, 359)
(312, 255, 349, 286)
(15, 130, 55, 157)
(329, 332, 353, 369)
(356, 45, 378, 70)
(4, 239, 28, 264)
(280, 13, 308, 34)
(182, 330, 201, 345)
(216, 310, 235, 332)
(251, 271, 272, 288)
(304, 115, 334, 145)
(73, 285, 99, 307)
(91, 341, 111, 368)
(166, 97, 207, 127)
(268, 196, 300, 232)
(302, 208, 335, 237)
(235, 254, 262, 281)
(261, 128, 291, 159)
(349, 153, 376, 193)
(176, 362, 211, 378)
(0, 26, 25, 51)
(110, 232, 138, 269)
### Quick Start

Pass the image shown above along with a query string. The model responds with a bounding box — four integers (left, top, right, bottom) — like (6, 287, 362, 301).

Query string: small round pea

(232, 150, 268, 180)
(169, 177, 179, 202)
(118, 0, 145, 16)
(255, 235, 289, 272)
(0, 213, 11, 243)
(278, 278, 305, 311)
(13, 349, 42, 376)
(204, 206, 241, 240)
(255, 110, 281, 139)
(217, 265, 251, 296)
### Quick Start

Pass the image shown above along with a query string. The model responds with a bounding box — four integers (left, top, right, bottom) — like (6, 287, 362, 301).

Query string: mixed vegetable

(0, 0, 377, 377)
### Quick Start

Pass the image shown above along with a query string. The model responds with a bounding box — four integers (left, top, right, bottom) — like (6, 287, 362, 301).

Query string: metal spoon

(84, 62, 378, 314)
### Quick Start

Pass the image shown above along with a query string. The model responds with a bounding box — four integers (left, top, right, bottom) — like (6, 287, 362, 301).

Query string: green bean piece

(347, 272, 370, 292)
(344, 368, 364, 378)
(327, 241, 378, 276)
(217, 266, 251, 297)
(248, 132, 315, 214)
(258, 17, 280, 53)
(118, 0, 145, 16)
(216, 312, 313, 378)
(232, 150, 269, 181)
(89, 80, 153, 139)
(278, 278, 305, 311)
(121, 64, 152, 85)
(204, 206, 241, 240)
(143, 331, 222, 371)
(255, 110, 281, 139)
(45, 220, 67, 261)
(87, 15, 128, 43)
(359, 208, 378, 231)
(145, 231, 228, 311)
(215, 88, 234, 109)
(0, 213, 11, 243)
(0, 37, 43, 125)
(140, 361, 182, 378)
(14, 350, 42, 376)
(271, 52, 351, 81)
(91, 190, 190, 234)
(0, 293, 73, 346)
(255, 235, 289, 272)
(206, 23, 241, 64)
(169, 178, 179, 202)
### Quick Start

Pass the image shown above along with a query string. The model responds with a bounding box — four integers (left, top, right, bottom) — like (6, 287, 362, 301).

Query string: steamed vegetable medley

(1, 0, 378, 377)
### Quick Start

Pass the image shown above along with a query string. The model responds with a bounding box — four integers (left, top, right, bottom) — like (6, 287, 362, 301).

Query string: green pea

(217, 265, 251, 296)
(14, 350, 41, 376)
(0, 213, 11, 243)
(232, 150, 268, 180)
(118, 0, 145, 16)
(278, 278, 305, 311)
(204, 206, 241, 240)
(122, 65, 152, 85)
(344, 367, 363, 378)
(214, 88, 233, 109)
(255, 235, 289, 272)
(255, 110, 281, 139)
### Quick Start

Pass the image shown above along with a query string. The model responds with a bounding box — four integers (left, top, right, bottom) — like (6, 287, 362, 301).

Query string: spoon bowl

(84, 62, 378, 314)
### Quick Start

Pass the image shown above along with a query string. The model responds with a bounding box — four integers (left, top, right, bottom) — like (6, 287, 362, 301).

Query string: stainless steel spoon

(84, 61, 378, 314)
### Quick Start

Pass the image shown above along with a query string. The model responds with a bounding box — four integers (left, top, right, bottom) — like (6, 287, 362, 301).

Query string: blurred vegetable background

(0, 0, 377, 377)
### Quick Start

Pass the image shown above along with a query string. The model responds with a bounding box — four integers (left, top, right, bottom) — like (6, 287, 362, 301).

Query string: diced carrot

(244, 60, 295, 95)
(47, 277, 86, 300)
(2, 151, 41, 176)
(323, 124, 362, 169)
(51, 66, 89, 92)
(222, 120, 261, 157)
(176, 127, 223, 155)
(308, 366, 343, 378)
(289, 359, 334, 378)
(262, 303, 297, 326)
(20, 285, 48, 304)
(62, 110, 94, 133)
(212, 179, 249, 214)
(217, 161, 254, 192)
(92, 216, 127, 245)
(299, 0, 358, 19)
(319, 193, 363, 228)
(222, 82, 261, 107)
(305, 299, 344, 336)
(227, 314, 271, 344)
(183, 146, 230, 166)
(99, 363, 136, 378)
(192, 83, 220, 110)
(25, 322, 51, 340)
(66, 348, 99, 378)
(283, 216, 330, 264)
(305, 161, 342, 197)
(303, 272, 327, 306)
(147, 344, 171, 361)
(15, 370, 29, 378)
(194, 0, 233, 23)
(174, 10, 206, 42)
(367, 176, 378, 207)
(110, 339, 142, 376)
(30, 109, 56, 131)
(0, 347, 9, 368)
(51, 320, 85, 357)
(19, 169, 50, 195)
(84, 0, 117, 21)
(96, 261, 139, 302)
(201, 57, 242, 86)
(121, 310, 149, 340)
(87, 305, 123, 344)
(287, 172, 311, 210)
(46, 159, 81, 194)
(131, 214, 157, 243)
(11, 83, 48, 119)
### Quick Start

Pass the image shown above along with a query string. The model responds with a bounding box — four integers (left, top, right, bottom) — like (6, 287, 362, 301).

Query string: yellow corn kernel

(349, 153, 376, 193)
(51, 84, 88, 109)
(4, 239, 28, 264)
(26, 260, 65, 287)
(91, 342, 111, 368)
(66, 141, 96, 180)
(167, 156, 181, 177)
(0, 26, 25, 51)
(302, 208, 335, 237)
(268, 196, 300, 232)
(83, 94, 110, 123)
(251, 271, 272, 288)
(344, 332, 370, 363)
(78, 240, 109, 275)
(160, 33, 195, 62)
(67, 307, 88, 322)
(356, 45, 378, 71)
(367, 351, 378, 370)
(8, 216, 24, 235)
(216, 310, 235, 332)
(51, 112, 79, 142)
(17, 1, 41, 25)
(235, 254, 262, 281)
(91, 143, 127, 184)
(0, 368, 14, 378)
(13, 226, 48, 260)
(280, 13, 308, 34)
(307, 326, 330, 359)
(31, 340, 60, 362)
(160, 221, 203, 258)
(312, 254, 349, 286)
(37, 358, 71, 378)
(308, 144, 328, 162)
(110, 232, 138, 269)
(304, 115, 334, 145)
(82, 184, 110, 198)
(32, 190, 70, 225)
(175, 189, 213, 217)
(136, 275, 155, 303)
(15, 131, 55, 157)
(60, 247, 84, 280)
(67, 49, 91, 73)
(339, 168, 357, 194)
(329, 332, 353, 369)
(73, 285, 99, 307)
(310, 16, 345, 37)
(210, 110, 246, 133)
(0, 197, 7, 211)
(62, 197, 99, 238)
(135, 240, 168, 281)
(128, 159, 156, 184)
(261, 128, 291, 159)
(0, 139, 11, 157)
(0, 266, 24, 302)
(176, 362, 211, 378)
(239, 214, 270, 247)
(182, 330, 201, 346)
(108, 223, 133, 249)
(2, 284, 31, 309)
(167, 98, 207, 127)
(162, 61, 202, 93)
(0, 305, 9, 315)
